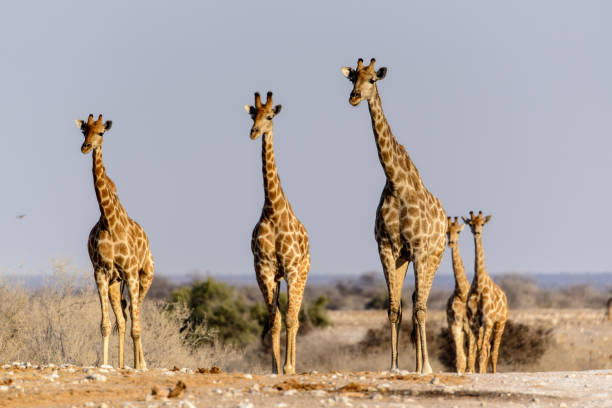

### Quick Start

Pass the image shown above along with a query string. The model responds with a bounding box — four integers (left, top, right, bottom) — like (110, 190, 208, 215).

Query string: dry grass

(0, 260, 242, 369)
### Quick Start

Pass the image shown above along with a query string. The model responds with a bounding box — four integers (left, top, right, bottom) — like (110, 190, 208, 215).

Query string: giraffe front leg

(94, 271, 111, 367)
(284, 276, 306, 375)
(126, 273, 145, 370)
(451, 320, 466, 374)
(108, 280, 126, 368)
(490, 319, 506, 374)
(257, 267, 282, 374)
(413, 252, 440, 375)
(466, 323, 477, 373)
(478, 322, 493, 374)
(379, 246, 407, 372)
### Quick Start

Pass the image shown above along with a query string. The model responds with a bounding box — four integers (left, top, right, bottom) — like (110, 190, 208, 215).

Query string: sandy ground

(0, 364, 610, 408)
(1, 309, 611, 407)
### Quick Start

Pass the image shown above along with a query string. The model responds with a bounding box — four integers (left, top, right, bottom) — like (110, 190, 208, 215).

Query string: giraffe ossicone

(245, 92, 310, 375)
(76, 114, 154, 370)
(342, 58, 447, 374)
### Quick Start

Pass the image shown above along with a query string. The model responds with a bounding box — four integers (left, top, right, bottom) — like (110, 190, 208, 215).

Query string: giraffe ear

(244, 105, 255, 115)
(75, 119, 85, 129)
(104, 120, 112, 131)
(376, 67, 387, 80)
(483, 215, 492, 224)
(273, 105, 282, 115)
(341, 66, 354, 79)
(461, 217, 470, 225)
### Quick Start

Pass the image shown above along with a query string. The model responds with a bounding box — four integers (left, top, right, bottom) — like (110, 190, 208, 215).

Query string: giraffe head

(341, 58, 387, 106)
(244, 92, 282, 140)
(446, 217, 465, 246)
(462, 211, 492, 237)
(75, 114, 113, 154)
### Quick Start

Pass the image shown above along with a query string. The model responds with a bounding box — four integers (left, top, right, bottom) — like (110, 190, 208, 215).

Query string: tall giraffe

(462, 211, 507, 373)
(342, 59, 447, 374)
(445, 217, 475, 374)
(244, 92, 310, 375)
(75, 114, 154, 370)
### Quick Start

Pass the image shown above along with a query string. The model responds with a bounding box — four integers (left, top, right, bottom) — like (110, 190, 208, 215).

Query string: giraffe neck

(473, 234, 489, 287)
(261, 131, 286, 213)
(92, 147, 123, 226)
(450, 243, 469, 296)
(367, 89, 419, 187)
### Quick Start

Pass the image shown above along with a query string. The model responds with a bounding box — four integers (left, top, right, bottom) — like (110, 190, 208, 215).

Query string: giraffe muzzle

(349, 91, 362, 106)
(81, 143, 93, 154)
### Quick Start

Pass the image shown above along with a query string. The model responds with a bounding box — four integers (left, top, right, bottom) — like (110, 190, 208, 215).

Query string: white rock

(276, 404, 288, 408)
(282, 389, 297, 396)
(178, 400, 196, 408)
(237, 401, 254, 408)
(243, 373, 253, 379)
(0, 385, 9, 392)
(86, 373, 107, 382)
(430, 376, 440, 385)
(310, 390, 327, 397)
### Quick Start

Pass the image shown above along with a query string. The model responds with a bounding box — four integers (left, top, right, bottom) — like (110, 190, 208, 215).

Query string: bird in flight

(16, 214, 26, 219)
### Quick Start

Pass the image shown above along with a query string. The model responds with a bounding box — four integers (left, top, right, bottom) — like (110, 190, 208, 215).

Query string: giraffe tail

(112, 281, 129, 334)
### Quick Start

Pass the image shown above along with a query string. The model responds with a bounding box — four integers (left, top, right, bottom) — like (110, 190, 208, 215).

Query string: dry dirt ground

(1, 309, 611, 408)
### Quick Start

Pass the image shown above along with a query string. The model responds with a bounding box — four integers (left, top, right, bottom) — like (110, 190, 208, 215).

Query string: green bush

(169, 277, 262, 348)
(170, 277, 331, 348)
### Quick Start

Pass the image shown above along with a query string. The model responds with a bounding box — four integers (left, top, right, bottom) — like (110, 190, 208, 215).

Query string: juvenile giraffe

(462, 211, 507, 374)
(445, 217, 476, 374)
(75, 114, 154, 370)
(244, 92, 310, 375)
(342, 59, 447, 374)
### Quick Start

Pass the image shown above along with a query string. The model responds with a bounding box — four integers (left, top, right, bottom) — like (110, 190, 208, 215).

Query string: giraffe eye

(98, 132, 104, 136)
(369, 79, 375, 84)
(266, 116, 273, 120)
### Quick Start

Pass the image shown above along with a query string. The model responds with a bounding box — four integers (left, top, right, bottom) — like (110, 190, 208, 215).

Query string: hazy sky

(1, 1, 611, 281)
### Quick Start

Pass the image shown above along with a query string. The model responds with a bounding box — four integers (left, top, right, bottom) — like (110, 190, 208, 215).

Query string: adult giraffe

(244, 92, 310, 375)
(342, 59, 447, 374)
(75, 114, 154, 370)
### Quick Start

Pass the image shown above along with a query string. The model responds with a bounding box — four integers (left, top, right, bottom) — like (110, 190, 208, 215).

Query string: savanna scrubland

(1, 261, 611, 407)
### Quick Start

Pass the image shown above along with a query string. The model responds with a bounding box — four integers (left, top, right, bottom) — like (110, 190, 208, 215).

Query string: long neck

(450, 243, 469, 294)
(473, 234, 489, 285)
(261, 131, 286, 213)
(92, 147, 119, 224)
(367, 90, 417, 186)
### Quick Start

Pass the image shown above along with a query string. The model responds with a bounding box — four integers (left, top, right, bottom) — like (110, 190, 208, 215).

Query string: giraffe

(244, 92, 310, 375)
(75, 114, 154, 370)
(462, 211, 508, 374)
(606, 297, 612, 321)
(445, 216, 476, 374)
(342, 59, 447, 374)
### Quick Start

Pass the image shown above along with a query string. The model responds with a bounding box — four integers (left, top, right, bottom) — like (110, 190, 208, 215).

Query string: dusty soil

(0, 364, 610, 407)
(1, 309, 611, 407)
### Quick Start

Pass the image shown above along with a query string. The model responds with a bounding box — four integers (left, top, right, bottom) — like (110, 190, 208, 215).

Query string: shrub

(436, 320, 552, 371)
(169, 277, 262, 348)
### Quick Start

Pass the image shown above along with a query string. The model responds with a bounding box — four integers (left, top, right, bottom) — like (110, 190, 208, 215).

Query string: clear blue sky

(1, 1, 611, 280)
